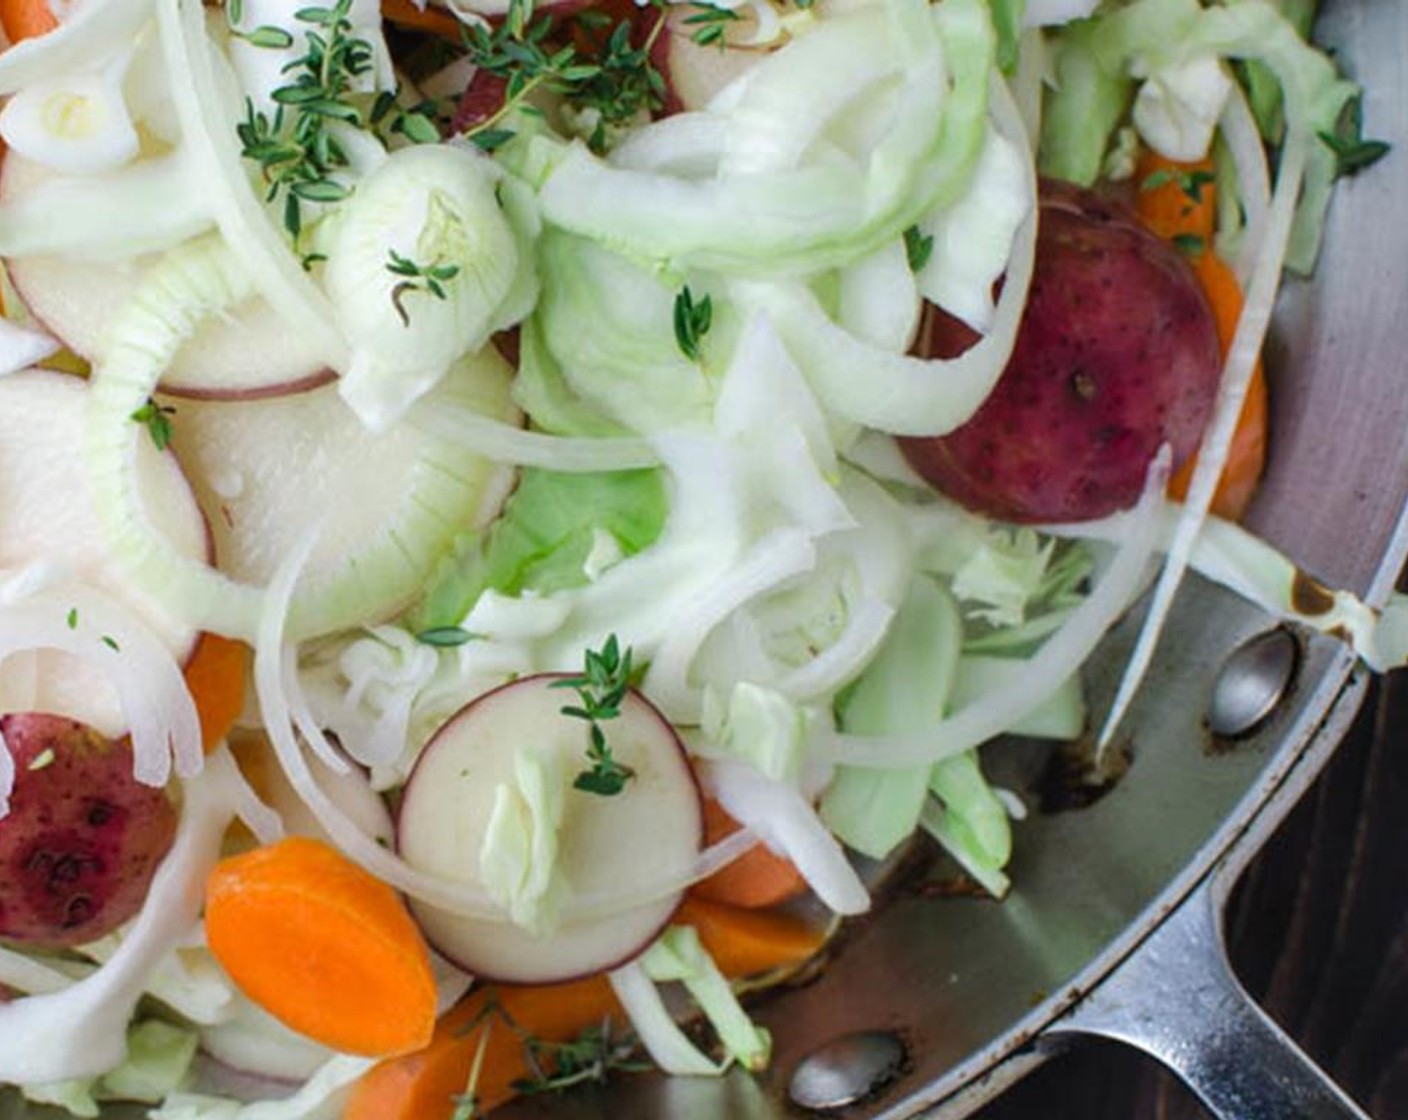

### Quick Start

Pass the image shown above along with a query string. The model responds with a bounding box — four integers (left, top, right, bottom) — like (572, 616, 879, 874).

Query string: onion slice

(704, 759, 870, 915)
(0, 583, 201, 816)
(1095, 132, 1309, 750)
(406, 401, 658, 472)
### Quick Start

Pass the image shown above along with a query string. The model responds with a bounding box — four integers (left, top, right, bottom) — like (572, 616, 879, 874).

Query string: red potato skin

(0, 713, 178, 946)
(900, 181, 1222, 524)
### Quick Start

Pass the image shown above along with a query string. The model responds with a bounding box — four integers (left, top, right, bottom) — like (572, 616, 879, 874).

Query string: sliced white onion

(645, 529, 818, 724)
(0, 0, 150, 95)
(1095, 133, 1309, 750)
(0, 50, 139, 175)
(772, 596, 895, 701)
(1218, 79, 1273, 287)
(405, 400, 658, 471)
(610, 112, 730, 177)
(703, 759, 870, 915)
(0, 750, 237, 1083)
(222, 752, 285, 848)
(608, 961, 723, 1076)
(828, 450, 1169, 770)
(0, 584, 202, 808)
(734, 77, 1037, 436)
(837, 236, 921, 352)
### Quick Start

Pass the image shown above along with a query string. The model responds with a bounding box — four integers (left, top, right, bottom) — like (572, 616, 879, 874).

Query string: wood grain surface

(973, 669, 1408, 1119)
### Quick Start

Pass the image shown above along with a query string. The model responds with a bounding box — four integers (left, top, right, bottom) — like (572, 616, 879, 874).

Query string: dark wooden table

(973, 669, 1408, 1118)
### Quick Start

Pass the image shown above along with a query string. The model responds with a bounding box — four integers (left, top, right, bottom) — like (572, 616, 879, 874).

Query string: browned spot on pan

(1291, 569, 1336, 616)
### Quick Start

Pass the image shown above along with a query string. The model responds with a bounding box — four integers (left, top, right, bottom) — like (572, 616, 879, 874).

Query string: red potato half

(660, 25, 766, 113)
(0, 371, 208, 736)
(0, 153, 332, 400)
(0, 713, 179, 946)
(900, 181, 1222, 524)
(397, 675, 703, 984)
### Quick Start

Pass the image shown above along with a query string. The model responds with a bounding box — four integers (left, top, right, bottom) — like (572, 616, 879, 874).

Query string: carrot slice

(204, 836, 437, 1057)
(344, 977, 620, 1120)
(182, 633, 248, 754)
(1167, 250, 1268, 521)
(678, 896, 829, 979)
(346, 897, 828, 1119)
(1133, 150, 1217, 244)
(689, 795, 808, 909)
(0, 0, 55, 43)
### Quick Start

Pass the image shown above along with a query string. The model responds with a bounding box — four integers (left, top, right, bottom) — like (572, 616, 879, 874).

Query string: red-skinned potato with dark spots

(900, 181, 1222, 524)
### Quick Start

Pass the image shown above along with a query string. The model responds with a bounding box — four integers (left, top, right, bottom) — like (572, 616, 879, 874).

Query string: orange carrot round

(205, 836, 437, 1057)
(0, 0, 55, 42)
(1167, 250, 1268, 521)
(345, 977, 619, 1120)
(690, 795, 808, 909)
(345, 898, 829, 1120)
(678, 896, 829, 979)
(1134, 150, 1217, 244)
(182, 633, 248, 754)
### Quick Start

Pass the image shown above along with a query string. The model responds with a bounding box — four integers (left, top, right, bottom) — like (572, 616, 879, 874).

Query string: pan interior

(4, 3, 1405, 1120)
(486, 0, 1408, 1116)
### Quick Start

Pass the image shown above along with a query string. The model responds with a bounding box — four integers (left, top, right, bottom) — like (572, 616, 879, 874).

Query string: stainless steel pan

(486, 2, 1408, 1117)
(7, 2, 1406, 1118)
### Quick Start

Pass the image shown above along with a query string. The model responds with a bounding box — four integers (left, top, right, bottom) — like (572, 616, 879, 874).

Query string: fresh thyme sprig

(460, 0, 669, 155)
(448, 997, 645, 1118)
(551, 634, 636, 797)
(672, 285, 713, 361)
(386, 249, 461, 326)
(682, 2, 741, 48)
(514, 1019, 649, 1094)
(459, 0, 595, 148)
(568, 14, 669, 152)
(235, 0, 374, 241)
(369, 90, 443, 146)
(130, 399, 176, 451)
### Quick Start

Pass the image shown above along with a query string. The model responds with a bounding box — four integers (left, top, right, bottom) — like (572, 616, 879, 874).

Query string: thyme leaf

(682, 2, 741, 50)
(672, 285, 712, 361)
(387, 249, 461, 326)
(235, 0, 374, 242)
(550, 634, 636, 797)
(1319, 93, 1390, 179)
(130, 399, 176, 451)
(904, 224, 934, 272)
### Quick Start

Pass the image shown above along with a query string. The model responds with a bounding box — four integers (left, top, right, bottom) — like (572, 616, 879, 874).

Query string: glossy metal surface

(1052, 879, 1370, 1119)
(484, 0, 1408, 1116)
(12, 2, 1404, 1119)
(1207, 628, 1299, 739)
